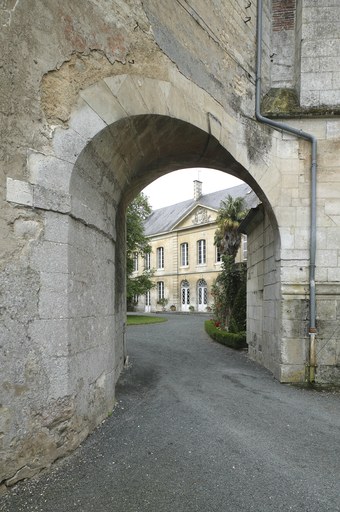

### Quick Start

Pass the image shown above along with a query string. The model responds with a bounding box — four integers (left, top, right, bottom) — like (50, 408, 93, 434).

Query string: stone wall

(300, 0, 340, 108)
(270, 0, 340, 109)
(1, 0, 340, 488)
(243, 205, 282, 380)
(271, 0, 296, 89)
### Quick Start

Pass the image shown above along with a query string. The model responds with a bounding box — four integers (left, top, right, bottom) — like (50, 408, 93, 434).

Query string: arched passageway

(3, 74, 300, 484)
(2, 0, 340, 490)
(68, 109, 280, 384)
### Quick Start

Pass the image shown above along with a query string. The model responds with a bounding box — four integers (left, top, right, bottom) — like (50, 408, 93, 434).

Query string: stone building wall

(135, 218, 235, 313)
(271, 0, 296, 89)
(1, 0, 340, 488)
(270, 0, 340, 109)
(243, 206, 282, 380)
(300, 2, 340, 107)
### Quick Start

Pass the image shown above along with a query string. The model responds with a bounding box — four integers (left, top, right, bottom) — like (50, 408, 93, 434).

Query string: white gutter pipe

(255, 0, 317, 382)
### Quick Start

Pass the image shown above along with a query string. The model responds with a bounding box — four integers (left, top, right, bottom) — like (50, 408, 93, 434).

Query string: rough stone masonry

(1, 0, 340, 488)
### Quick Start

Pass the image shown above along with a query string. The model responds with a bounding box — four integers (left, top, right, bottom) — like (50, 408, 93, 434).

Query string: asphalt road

(1, 314, 340, 512)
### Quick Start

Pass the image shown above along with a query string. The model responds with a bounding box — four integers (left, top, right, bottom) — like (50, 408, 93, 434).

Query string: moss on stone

(262, 88, 340, 118)
(262, 88, 299, 115)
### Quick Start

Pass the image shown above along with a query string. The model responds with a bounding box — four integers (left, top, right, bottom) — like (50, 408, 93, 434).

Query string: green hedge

(204, 320, 247, 350)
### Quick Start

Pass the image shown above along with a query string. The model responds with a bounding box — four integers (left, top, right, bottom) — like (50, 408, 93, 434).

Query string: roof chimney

(193, 180, 202, 201)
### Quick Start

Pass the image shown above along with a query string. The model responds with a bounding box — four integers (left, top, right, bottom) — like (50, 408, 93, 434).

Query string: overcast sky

(142, 168, 244, 210)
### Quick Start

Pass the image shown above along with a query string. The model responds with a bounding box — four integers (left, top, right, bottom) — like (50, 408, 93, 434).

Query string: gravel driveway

(1, 314, 340, 512)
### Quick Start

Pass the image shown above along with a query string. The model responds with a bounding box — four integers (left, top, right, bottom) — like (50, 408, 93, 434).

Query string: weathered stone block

(6, 178, 33, 206)
(33, 185, 71, 213)
(69, 98, 107, 140)
(44, 211, 70, 243)
(30, 240, 69, 273)
(280, 338, 308, 365)
(80, 80, 126, 124)
(28, 151, 73, 193)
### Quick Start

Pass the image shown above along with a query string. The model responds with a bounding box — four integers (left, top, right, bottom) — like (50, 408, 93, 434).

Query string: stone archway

(3, 73, 288, 484)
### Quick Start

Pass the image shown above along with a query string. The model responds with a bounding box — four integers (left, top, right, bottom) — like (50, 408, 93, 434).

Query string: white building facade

(133, 182, 252, 313)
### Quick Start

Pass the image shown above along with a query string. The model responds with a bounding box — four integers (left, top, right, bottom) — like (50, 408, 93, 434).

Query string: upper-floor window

(157, 281, 164, 300)
(157, 247, 164, 269)
(180, 242, 189, 266)
(133, 252, 138, 272)
(242, 235, 247, 261)
(197, 239, 206, 265)
(144, 252, 151, 270)
(216, 246, 222, 263)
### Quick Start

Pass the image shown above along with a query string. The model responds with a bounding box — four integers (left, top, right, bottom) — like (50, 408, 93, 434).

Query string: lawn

(127, 314, 168, 325)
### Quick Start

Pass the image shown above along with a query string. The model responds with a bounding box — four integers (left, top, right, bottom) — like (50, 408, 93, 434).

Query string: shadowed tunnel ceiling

(73, 114, 265, 209)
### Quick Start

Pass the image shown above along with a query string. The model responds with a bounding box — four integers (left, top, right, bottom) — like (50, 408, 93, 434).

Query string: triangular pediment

(172, 204, 218, 230)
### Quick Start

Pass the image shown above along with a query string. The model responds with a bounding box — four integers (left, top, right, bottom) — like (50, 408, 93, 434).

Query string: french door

(145, 290, 151, 313)
(197, 279, 207, 312)
(181, 280, 190, 312)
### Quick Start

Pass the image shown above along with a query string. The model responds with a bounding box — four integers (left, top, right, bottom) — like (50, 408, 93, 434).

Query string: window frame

(133, 251, 139, 272)
(242, 235, 248, 261)
(197, 239, 206, 265)
(157, 281, 165, 301)
(144, 252, 151, 270)
(180, 242, 189, 267)
(156, 247, 164, 270)
(215, 245, 222, 263)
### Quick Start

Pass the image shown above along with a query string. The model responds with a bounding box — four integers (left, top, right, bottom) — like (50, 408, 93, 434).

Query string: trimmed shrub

(204, 320, 247, 350)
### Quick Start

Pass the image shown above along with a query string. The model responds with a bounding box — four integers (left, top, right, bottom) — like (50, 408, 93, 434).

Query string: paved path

(1, 314, 340, 512)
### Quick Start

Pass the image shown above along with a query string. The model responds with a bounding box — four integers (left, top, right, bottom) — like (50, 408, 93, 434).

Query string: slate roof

(144, 182, 259, 236)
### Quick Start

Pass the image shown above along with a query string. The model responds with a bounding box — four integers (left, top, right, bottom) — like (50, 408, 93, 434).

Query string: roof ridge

(148, 183, 249, 215)
(144, 182, 256, 237)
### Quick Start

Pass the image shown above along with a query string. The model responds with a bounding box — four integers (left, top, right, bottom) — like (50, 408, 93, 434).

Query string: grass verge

(127, 315, 168, 326)
(204, 319, 247, 350)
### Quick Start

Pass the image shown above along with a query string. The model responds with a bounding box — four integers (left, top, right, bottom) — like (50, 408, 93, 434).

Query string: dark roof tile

(144, 183, 259, 236)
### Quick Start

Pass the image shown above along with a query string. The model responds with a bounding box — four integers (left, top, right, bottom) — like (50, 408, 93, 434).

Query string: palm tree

(213, 195, 247, 331)
(214, 195, 247, 262)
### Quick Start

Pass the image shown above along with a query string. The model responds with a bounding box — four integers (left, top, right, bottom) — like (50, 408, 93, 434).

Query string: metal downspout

(255, 0, 317, 382)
